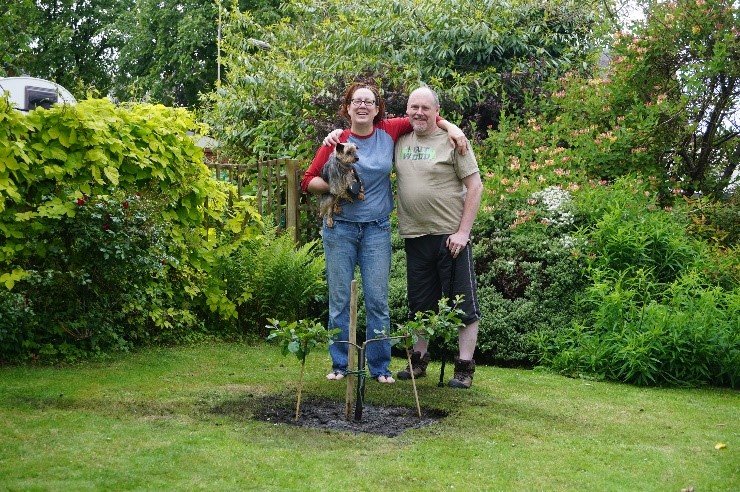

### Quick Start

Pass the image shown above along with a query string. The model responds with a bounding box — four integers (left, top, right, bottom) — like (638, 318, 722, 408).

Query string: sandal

(326, 371, 345, 381)
(376, 375, 395, 384)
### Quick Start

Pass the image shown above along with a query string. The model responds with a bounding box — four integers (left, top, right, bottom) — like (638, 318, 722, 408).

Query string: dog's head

(334, 142, 359, 166)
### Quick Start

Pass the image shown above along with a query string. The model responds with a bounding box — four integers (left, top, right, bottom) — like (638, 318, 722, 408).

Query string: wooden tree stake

(407, 350, 422, 417)
(295, 360, 305, 421)
(345, 280, 358, 419)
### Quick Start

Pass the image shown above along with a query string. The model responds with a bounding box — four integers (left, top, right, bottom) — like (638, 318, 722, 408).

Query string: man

(394, 87, 483, 389)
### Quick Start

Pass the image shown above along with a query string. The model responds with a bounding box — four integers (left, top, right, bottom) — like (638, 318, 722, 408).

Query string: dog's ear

(335, 142, 345, 153)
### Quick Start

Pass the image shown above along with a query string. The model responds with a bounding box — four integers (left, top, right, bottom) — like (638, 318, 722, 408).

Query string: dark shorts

(404, 235, 480, 325)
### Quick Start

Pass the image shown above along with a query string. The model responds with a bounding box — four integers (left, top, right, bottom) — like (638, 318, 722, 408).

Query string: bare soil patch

(212, 394, 447, 437)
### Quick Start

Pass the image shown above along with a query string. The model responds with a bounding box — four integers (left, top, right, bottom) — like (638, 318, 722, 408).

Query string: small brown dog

(320, 142, 364, 227)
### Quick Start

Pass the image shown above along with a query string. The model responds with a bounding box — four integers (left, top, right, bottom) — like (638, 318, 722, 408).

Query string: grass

(1, 342, 737, 491)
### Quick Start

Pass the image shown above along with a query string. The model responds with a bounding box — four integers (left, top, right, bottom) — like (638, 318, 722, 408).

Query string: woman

(301, 82, 465, 384)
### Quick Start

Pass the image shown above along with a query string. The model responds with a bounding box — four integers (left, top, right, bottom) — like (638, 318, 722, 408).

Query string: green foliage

(266, 317, 337, 419)
(0, 97, 268, 361)
(538, 273, 739, 388)
(680, 192, 740, 250)
(2, 0, 120, 95)
(391, 296, 465, 355)
(384, 185, 589, 366)
(1, 94, 329, 361)
(474, 79, 667, 201)
(607, 0, 739, 196)
(0, 0, 35, 77)
(533, 176, 740, 387)
(475, 0, 738, 199)
(2, 0, 283, 107)
(0, 288, 32, 361)
(0, 98, 222, 264)
(214, 227, 326, 336)
(472, 186, 589, 365)
(387, 246, 410, 332)
(424, 296, 467, 351)
(586, 199, 696, 288)
(113, 0, 218, 107)
(481, 0, 740, 197)
(391, 310, 425, 352)
(0, 191, 197, 361)
(266, 318, 336, 361)
(248, 232, 326, 329)
(206, 0, 601, 160)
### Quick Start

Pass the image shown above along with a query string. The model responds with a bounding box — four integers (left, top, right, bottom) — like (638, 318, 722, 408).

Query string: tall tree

(112, 0, 218, 107)
(110, 0, 284, 107)
(611, 0, 738, 195)
(206, 0, 602, 160)
(0, 0, 36, 77)
(4, 0, 120, 96)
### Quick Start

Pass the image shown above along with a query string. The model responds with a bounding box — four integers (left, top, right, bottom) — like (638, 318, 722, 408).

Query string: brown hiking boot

(448, 358, 475, 389)
(397, 351, 431, 380)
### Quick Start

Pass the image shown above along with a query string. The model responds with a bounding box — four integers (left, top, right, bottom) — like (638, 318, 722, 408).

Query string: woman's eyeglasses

(350, 99, 377, 107)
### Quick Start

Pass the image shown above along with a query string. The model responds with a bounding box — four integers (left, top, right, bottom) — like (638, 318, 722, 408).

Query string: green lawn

(1, 342, 737, 491)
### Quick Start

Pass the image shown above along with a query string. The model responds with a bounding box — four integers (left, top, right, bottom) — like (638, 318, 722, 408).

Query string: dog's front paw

(326, 216, 334, 228)
(358, 192, 365, 200)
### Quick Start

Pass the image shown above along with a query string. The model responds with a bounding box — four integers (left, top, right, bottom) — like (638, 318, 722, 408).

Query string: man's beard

(411, 118, 429, 133)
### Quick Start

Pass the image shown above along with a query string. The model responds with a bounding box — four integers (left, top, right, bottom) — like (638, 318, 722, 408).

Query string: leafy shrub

(388, 247, 410, 333)
(575, 177, 709, 297)
(474, 95, 665, 205)
(534, 177, 740, 387)
(0, 289, 33, 363)
(267, 318, 337, 420)
(1, 191, 206, 362)
(475, 0, 739, 202)
(472, 186, 588, 365)
(539, 272, 739, 388)
(217, 225, 326, 336)
(680, 192, 740, 250)
(0, 98, 261, 361)
(384, 186, 587, 365)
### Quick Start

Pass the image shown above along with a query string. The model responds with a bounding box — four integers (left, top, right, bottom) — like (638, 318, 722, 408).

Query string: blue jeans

(323, 217, 392, 378)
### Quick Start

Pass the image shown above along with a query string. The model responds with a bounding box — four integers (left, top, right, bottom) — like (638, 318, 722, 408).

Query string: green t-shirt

(395, 128, 479, 238)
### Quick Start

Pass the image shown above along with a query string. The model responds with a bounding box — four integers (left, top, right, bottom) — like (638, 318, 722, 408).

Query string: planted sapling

(392, 295, 466, 388)
(426, 295, 466, 386)
(390, 311, 427, 417)
(266, 319, 338, 420)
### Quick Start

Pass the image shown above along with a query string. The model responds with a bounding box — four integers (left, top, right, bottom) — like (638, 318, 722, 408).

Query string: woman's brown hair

(338, 82, 386, 125)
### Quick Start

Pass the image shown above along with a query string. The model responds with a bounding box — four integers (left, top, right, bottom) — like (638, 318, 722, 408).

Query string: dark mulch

(212, 394, 447, 437)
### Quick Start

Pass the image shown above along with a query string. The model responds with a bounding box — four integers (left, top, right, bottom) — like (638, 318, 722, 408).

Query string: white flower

(530, 186, 575, 228)
(560, 235, 575, 249)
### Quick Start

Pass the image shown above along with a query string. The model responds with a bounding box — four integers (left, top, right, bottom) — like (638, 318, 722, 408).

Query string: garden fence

(205, 158, 320, 244)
